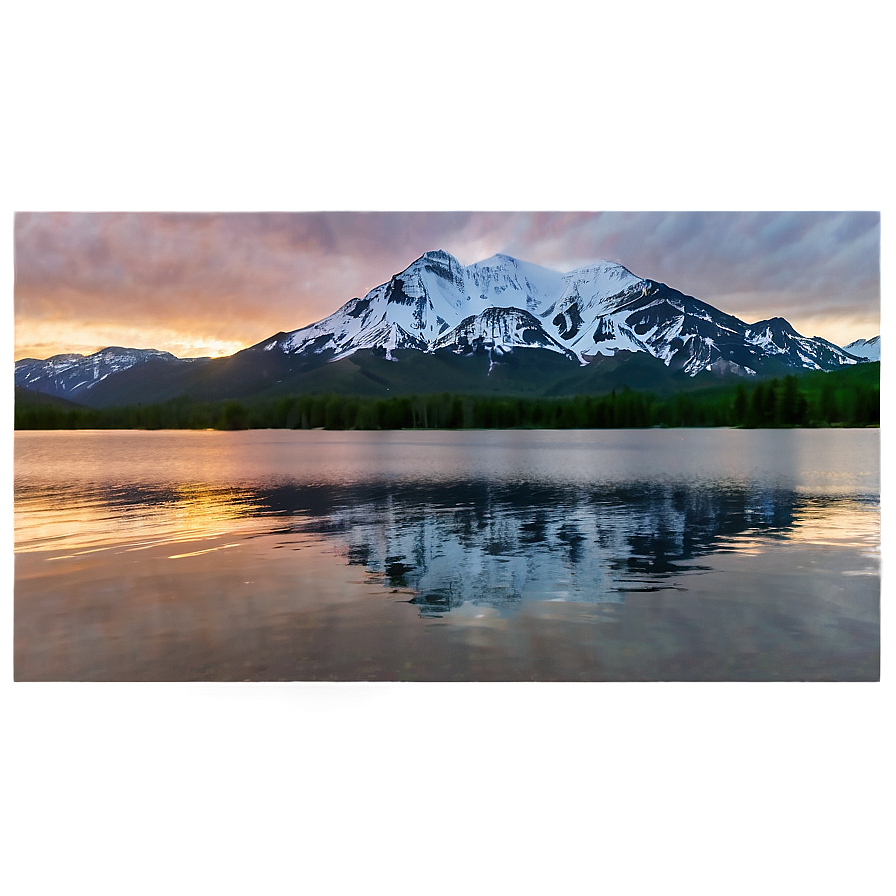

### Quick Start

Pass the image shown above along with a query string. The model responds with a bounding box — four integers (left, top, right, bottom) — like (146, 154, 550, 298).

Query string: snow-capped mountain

(15, 251, 874, 405)
(15, 347, 179, 400)
(252, 250, 864, 377)
(256, 251, 571, 358)
(843, 336, 880, 361)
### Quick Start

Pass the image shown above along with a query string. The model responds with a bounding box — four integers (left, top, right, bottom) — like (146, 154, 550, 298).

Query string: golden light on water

(168, 544, 242, 560)
(714, 498, 880, 560)
(789, 499, 880, 555)
(14, 483, 267, 558)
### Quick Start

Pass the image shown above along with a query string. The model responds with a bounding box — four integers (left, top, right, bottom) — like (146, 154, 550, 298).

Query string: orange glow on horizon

(14, 311, 879, 362)
(15, 319, 251, 362)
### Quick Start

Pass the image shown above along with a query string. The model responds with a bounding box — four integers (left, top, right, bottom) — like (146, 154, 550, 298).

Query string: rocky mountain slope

(15, 251, 873, 405)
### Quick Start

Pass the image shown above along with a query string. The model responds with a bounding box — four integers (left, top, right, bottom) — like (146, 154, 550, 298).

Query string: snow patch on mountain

(433, 306, 577, 360)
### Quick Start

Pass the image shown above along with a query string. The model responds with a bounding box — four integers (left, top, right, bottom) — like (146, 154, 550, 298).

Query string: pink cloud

(14, 211, 880, 359)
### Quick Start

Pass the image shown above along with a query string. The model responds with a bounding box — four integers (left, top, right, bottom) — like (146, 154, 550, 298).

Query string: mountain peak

(475, 252, 517, 267)
(749, 316, 799, 336)
(415, 248, 459, 266)
(569, 258, 628, 272)
(845, 335, 880, 347)
(843, 335, 881, 361)
(394, 249, 462, 280)
(576, 259, 639, 282)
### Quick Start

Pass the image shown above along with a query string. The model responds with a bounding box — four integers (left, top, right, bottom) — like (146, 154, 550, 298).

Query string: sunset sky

(14, 211, 880, 361)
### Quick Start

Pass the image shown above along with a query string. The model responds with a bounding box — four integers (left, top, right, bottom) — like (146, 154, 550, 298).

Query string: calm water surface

(14, 429, 880, 680)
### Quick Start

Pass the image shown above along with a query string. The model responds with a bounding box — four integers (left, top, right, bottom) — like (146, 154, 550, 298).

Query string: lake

(14, 428, 880, 681)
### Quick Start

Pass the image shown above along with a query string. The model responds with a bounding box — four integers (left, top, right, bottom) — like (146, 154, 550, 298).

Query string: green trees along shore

(15, 362, 879, 431)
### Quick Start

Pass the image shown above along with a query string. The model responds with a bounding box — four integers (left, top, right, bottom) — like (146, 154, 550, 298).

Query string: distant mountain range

(843, 336, 881, 361)
(15, 251, 878, 407)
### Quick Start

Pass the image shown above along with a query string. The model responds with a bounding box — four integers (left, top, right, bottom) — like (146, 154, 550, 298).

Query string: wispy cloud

(14, 211, 880, 359)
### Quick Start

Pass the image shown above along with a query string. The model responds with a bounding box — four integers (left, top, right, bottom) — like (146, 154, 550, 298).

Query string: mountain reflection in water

(250, 480, 877, 616)
(14, 430, 879, 681)
(18, 476, 876, 618)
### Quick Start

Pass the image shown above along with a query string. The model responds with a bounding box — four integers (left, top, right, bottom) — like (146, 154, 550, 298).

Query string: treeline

(15, 366, 879, 431)
(14, 391, 651, 431)
(653, 372, 878, 428)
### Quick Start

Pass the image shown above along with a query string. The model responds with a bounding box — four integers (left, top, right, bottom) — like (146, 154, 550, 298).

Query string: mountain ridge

(843, 335, 881, 361)
(247, 249, 867, 378)
(15, 251, 878, 406)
